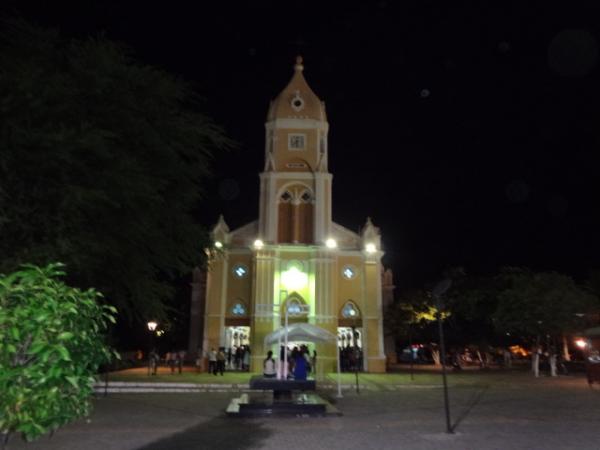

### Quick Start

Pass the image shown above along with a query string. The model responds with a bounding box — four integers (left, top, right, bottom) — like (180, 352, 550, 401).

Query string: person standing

(149, 349, 159, 375)
(242, 346, 251, 371)
(263, 351, 277, 378)
(168, 351, 176, 374)
(177, 350, 185, 374)
(503, 348, 512, 368)
(217, 348, 226, 376)
(234, 346, 242, 370)
(293, 349, 307, 380)
(209, 348, 217, 375)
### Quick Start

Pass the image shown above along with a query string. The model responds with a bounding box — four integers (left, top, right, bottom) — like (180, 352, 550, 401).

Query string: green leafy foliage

(0, 18, 232, 322)
(493, 268, 598, 339)
(388, 268, 599, 350)
(444, 273, 504, 346)
(385, 289, 447, 345)
(0, 263, 117, 442)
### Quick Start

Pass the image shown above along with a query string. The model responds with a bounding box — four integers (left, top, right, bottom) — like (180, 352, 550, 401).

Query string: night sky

(7, 1, 600, 290)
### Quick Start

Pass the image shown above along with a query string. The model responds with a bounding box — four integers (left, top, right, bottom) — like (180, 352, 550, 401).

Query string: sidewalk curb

(93, 382, 444, 393)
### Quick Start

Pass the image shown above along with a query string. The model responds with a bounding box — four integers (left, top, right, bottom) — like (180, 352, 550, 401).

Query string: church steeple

(267, 56, 327, 123)
(264, 56, 329, 173)
(259, 57, 332, 245)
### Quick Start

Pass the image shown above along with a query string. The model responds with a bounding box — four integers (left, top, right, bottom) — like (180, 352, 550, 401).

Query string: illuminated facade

(194, 57, 394, 373)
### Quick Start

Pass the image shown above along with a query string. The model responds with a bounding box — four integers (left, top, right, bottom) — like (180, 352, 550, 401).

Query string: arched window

(283, 294, 309, 317)
(341, 301, 360, 319)
(287, 298, 303, 315)
(231, 302, 247, 316)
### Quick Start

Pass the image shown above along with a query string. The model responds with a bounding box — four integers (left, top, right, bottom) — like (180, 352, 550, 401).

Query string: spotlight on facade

(365, 243, 377, 253)
(214, 241, 223, 249)
(326, 238, 337, 249)
(281, 266, 308, 291)
(575, 339, 587, 349)
(254, 239, 264, 249)
(147, 321, 158, 332)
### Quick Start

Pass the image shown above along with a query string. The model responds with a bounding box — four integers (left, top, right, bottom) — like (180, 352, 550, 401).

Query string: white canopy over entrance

(264, 323, 336, 345)
(264, 323, 342, 397)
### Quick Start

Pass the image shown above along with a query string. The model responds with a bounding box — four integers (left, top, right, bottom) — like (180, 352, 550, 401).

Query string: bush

(0, 263, 117, 444)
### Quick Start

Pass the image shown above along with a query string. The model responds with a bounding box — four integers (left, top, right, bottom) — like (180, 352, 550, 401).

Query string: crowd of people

(207, 345, 252, 375)
(263, 345, 317, 380)
(146, 349, 186, 375)
(340, 345, 363, 372)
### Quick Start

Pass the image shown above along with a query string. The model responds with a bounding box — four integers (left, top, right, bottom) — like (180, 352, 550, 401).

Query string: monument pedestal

(226, 376, 341, 417)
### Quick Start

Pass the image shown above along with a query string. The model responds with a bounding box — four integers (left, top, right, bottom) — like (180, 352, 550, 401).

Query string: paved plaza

(7, 372, 600, 450)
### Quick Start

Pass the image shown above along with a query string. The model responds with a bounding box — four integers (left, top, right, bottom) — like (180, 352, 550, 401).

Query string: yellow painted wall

(273, 128, 319, 171)
(364, 262, 380, 317)
(226, 255, 253, 315)
(336, 255, 363, 314)
(205, 260, 224, 316)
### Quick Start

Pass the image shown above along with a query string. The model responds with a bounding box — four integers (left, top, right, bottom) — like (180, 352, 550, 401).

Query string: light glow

(575, 339, 588, 349)
(326, 238, 337, 249)
(365, 243, 377, 253)
(214, 241, 223, 249)
(147, 321, 158, 331)
(281, 266, 308, 291)
(254, 239, 264, 249)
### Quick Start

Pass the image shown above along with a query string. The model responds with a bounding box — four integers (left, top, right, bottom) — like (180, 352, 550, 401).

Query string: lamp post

(282, 302, 310, 379)
(147, 321, 158, 376)
(432, 278, 453, 434)
(351, 324, 360, 394)
(408, 323, 415, 381)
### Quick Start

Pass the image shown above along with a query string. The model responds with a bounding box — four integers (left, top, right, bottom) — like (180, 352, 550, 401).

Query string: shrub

(0, 263, 117, 445)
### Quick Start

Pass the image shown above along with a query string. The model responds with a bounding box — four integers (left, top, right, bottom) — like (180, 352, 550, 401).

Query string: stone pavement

(7, 374, 600, 450)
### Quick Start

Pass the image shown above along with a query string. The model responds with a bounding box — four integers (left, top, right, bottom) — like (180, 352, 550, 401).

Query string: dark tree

(0, 18, 232, 323)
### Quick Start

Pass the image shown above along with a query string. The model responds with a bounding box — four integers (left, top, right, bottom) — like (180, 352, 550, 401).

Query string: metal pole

(352, 325, 359, 394)
(147, 331, 152, 376)
(409, 324, 414, 381)
(437, 312, 453, 434)
(284, 308, 288, 379)
(277, 332, 282, 380)
(104, 365, 109, 397)
(336, 341, 343, 398)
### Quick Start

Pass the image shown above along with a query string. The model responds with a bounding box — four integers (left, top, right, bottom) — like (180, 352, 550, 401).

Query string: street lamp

(282, 302, 310, 379)
(147, 321, 158, 375)
(342, 307, 361, 394)
(432, 278, 453, 434)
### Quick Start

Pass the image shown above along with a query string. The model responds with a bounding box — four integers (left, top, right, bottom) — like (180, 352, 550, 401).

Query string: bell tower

(258, 56, 332, 245)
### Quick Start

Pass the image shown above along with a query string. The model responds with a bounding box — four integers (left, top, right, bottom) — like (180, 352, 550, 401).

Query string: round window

(342, 265, 356, 280)
(232, 264, 248, 278)
(291, 94, 305, 111)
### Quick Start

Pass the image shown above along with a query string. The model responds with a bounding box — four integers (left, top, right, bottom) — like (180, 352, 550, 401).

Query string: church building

(188, 57, 395, 373)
